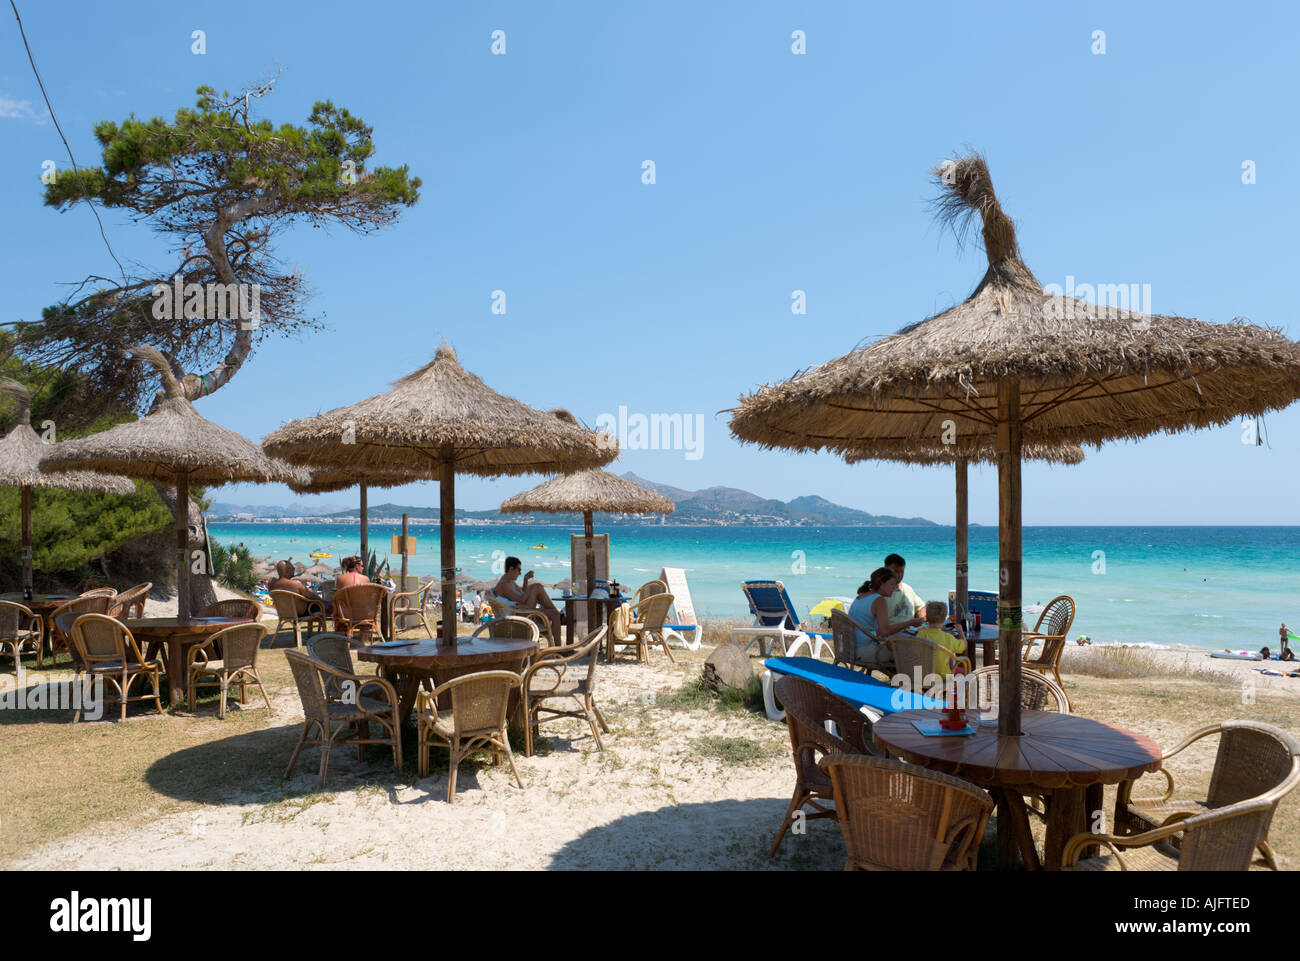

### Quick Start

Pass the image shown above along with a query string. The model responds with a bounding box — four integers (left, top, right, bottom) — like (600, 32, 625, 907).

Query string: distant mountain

(206, 477, 937, 527)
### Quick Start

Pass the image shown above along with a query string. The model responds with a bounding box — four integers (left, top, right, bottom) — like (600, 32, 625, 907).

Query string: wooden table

(1, 592, 73, 630)
(873, 709, 1161, 870)
(122, 616, 252, 706)
(950, 622, 1000, 666)
(357, 635, 537, 731)
(558, 595, 626, 645)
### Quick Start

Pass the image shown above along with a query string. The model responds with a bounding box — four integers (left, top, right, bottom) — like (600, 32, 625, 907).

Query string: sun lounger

(761, 656, 942, 724)
(734, 580, 833, 658)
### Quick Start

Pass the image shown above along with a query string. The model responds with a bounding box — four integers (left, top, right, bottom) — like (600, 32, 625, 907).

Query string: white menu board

(659, 567, 696, 625)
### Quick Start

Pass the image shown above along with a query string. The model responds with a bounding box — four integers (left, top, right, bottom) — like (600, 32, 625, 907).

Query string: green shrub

(211, 541, 257, 593)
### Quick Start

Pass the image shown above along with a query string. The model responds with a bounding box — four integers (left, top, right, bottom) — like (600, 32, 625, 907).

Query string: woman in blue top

(847, 567, 924, 668)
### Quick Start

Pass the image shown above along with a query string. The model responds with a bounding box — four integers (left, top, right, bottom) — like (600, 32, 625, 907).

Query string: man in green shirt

(885, 553, 924, 625)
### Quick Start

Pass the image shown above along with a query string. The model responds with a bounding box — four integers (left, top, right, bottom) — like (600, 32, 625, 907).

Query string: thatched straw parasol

(844, 443, 1084, 641)
(733, 153, 1300, 735)
(500, 456, 674, 625)
(0, 379, 135, 594)
(263, 343, 617, 642)
(39, 347, 308, 618)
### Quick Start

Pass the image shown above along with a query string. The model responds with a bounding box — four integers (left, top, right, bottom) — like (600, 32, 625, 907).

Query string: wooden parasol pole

(954, 456, 971, 658)
(176, 469, 191, 620)
(359, 480, 369, 562)
(996, 380, 1023, 736)
(20, 486, 32, 596)
(439, 457, 456, 644)
(584, 509, 597, 632)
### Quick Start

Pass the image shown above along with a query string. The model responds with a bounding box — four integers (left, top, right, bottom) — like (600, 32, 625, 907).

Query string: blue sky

(3, 0, 1297, 524)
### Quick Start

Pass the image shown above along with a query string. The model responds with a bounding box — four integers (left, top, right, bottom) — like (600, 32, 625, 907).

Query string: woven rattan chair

(107, 582, 152, 620)
(891, 633, 971, 690)
(333, 583, 387, 644)
(966, 664, 1071, 717)
(187, 622, 271, 718)
(1018, 594, 1075, 687)
(821, 754, 994, 870)
(521, 627, 609, 757)
(270, 589, 328, 648)
(627, 579, 667, 610)
(1113, 720, 1300, 870)
(390, 581, 434, 638)
(609, 592, 675, 663)
(416, 670, 524, 803)
(0, 600, 43, 674)
(473, 616, 541, 645)
(69, 613, 163, 721)
(79, 587, 118, 600)
(47, 594, 112, 668)
(1065, 748, 1300, 870)
(829, 608, 895, 676)
(769, 674, 877, 857)
(283, 649, 402, 786)
(198, 598, 262, 621)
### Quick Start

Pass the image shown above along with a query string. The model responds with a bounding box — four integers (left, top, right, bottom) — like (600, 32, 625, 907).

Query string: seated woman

(336, 555, 370, 591)
(492, 556, 562, 639)
(848, 567, 924, 667)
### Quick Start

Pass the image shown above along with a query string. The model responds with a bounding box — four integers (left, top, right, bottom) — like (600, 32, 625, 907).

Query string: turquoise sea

(208, 523, 1299, 653)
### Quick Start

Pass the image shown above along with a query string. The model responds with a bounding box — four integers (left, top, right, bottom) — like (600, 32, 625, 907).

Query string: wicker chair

(270, 589, 328, 648)
(473, 616, 540, 645)
(47, 594, 112, 667)
(769, 674, 877, 857)
(283, 649, 403, 786)
(107, 582, 152, 620)
(829, 608, 895, 676)
(187, 622, 271, 718)
(483, 594, 554, 646)
(1018, 594, 1076, 687)
(79, 587, 118, 600)
(69, 613, 163, 721)
(891, 633, 971, 691)
(609, 592, 675, 663)
(1065, 746, 1300, 870)
(198, 598, 262, 621)
(965, 664, 1071, 718)
(627, 579, 667, 610)
(0, 600, 43, 674)
(1112, 720, 1300, 870)
(390, 581, 434, 638)
(821, 755, 994, 870)
(416, 670, 524, 803)
(521, 627, 609, 757)
(333, 583, 387, 644)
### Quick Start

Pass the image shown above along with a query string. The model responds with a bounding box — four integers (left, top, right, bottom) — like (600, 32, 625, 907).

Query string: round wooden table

(1, 592, 73, 628)
(357, 635, 538, 731)
(873, 709, 1162, 870)
(122, 616, 253, 706)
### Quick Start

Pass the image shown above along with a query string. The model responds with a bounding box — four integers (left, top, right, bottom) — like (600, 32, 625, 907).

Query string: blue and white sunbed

(761, 656, 944, 723)
(732, 580, 834, 659)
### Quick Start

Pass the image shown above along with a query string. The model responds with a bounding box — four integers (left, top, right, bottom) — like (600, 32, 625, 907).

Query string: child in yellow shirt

(916, 601, 967, 678)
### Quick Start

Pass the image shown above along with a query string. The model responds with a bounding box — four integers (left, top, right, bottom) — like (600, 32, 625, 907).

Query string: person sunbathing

(493, 555, 562, 639)
(336, 555, 369, 590)
(270, 560, 330, 616)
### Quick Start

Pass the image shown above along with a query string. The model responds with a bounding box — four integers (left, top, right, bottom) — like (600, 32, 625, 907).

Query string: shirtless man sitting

(493, 556, 561, 639)
(269, 560, 330, 616)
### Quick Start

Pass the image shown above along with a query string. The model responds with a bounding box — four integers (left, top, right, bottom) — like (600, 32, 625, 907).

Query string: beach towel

(608, 601, 632, 642)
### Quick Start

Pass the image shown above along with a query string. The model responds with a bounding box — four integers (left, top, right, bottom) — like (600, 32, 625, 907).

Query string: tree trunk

(154, 481, 218, 616)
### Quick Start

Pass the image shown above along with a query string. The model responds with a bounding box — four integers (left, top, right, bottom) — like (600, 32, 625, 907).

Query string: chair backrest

(79, 587, 118, 599)
(483, 593, 513, 619)
(473, 617, 539, 644)
(829, 608, 891, 672)
(634, 593, 674, 631)
(108, 582, 152, 620)
(306, 633, 355, 700)
(71, 613, 143, 668)
(966, 664, 1071, 716)
(199, 598, 262, 621)
(334, 584, 386, 624)
(629, 579, 667, 608)
(775, 675, 876, 788)
(207, 623, 268, 670)
(1206, 721, 1300, 812)
(442, 670, 521, 736)
(822, 754, 994, 871)
(741, 580, 800, 628)
(284, 650, 329, 723)
(269, 590, 306, 619)
(891, 634, 942, 684)
(51, 595, 113, 656)
(0, 600, 35, 641)
(1032, 595, 1076, 638)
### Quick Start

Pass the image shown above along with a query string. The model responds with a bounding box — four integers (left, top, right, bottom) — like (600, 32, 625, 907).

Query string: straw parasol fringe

(500, 469, 675, 516)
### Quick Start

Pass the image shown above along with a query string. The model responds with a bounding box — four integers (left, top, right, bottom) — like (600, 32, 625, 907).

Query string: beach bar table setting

(873, 708, 1162, 870)
(357, 633, 537, 730)
(37, 347, 307, 621)
(263, 343, 616, 646)
(122, 615, 255, 707)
